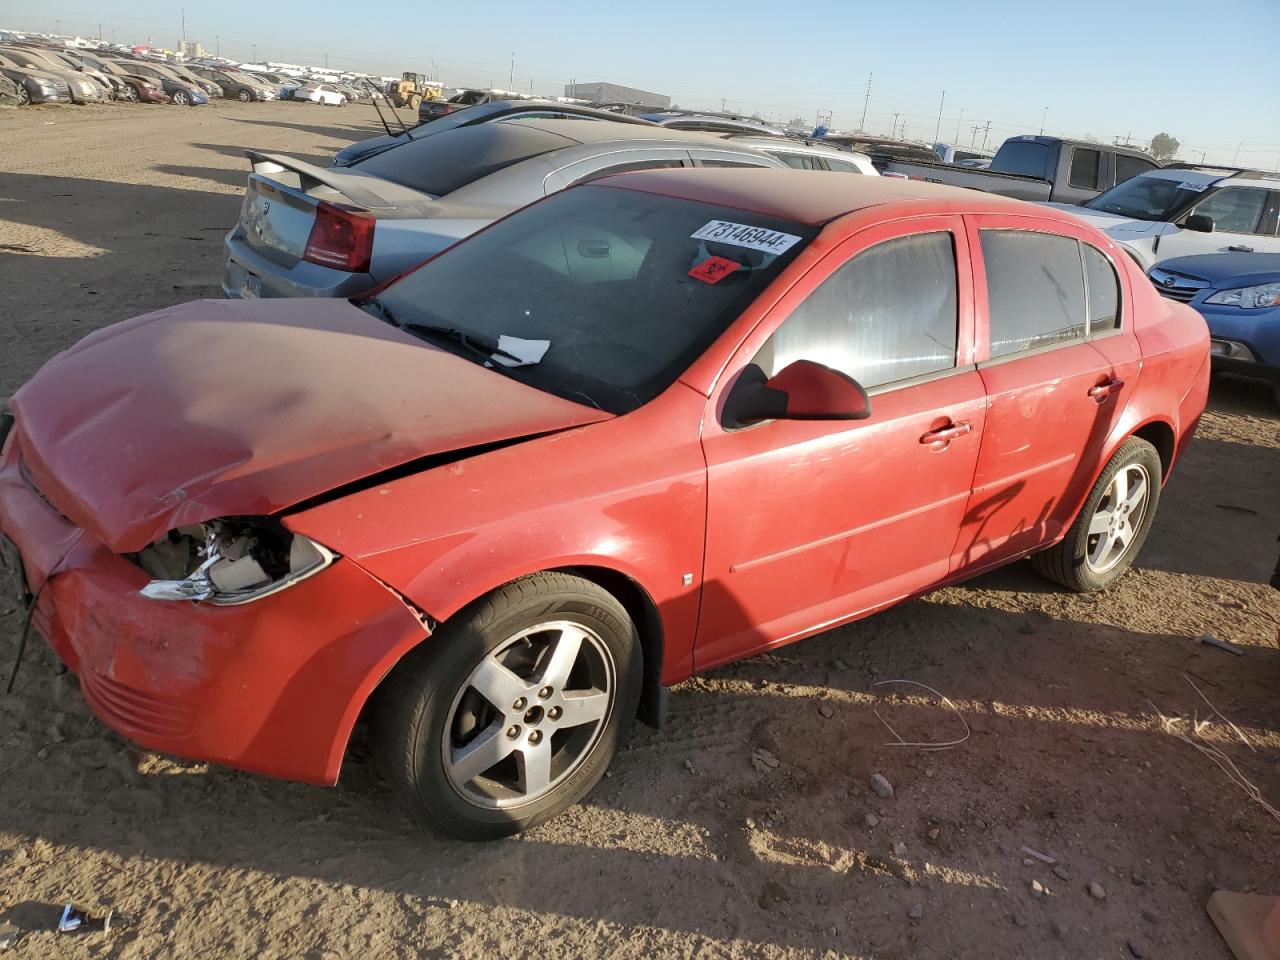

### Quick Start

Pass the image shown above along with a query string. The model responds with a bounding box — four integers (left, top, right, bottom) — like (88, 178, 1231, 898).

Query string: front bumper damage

(0, 428, 430, 785)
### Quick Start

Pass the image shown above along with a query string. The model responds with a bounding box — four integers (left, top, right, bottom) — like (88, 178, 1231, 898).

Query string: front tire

(237, 89, 251, 102)
(171, 89, 189, 106)
(1032, 437, 1162, 592)
(373, 573, 642, 840)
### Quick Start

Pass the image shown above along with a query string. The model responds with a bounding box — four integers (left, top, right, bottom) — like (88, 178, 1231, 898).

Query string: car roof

(594, 167, 1046, 226)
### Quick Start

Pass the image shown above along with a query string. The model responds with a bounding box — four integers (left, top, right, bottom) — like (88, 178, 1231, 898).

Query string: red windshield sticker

(688, 256, 743, 285)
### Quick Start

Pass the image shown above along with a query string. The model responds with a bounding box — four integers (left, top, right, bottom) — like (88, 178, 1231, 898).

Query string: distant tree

(1080, 133, 1103, 144)
(1149, 132, 1180, 162)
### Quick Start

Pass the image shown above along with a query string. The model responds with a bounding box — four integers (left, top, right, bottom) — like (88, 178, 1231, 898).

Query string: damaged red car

(0, 170, 1209, 839)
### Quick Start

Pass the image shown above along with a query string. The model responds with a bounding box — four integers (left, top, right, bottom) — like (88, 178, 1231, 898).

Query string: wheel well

(557, 565, 666, 729)
(1132, 421, 1175, 481)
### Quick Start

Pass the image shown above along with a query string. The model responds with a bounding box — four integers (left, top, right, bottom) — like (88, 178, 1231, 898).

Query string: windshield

(373, 185, 816, 413)
(1085, 174, 1209, 221)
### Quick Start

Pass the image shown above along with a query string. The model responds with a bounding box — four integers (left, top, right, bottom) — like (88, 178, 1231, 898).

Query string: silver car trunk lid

(238, 151, 437, 267)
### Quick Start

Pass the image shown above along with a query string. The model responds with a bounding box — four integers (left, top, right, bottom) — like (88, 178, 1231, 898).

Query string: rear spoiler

(244, 150, 399, 211)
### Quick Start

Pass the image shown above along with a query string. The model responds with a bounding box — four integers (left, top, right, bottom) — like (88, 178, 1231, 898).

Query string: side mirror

(1183, 213, 1214, 233)
(724, 360, 871, 427)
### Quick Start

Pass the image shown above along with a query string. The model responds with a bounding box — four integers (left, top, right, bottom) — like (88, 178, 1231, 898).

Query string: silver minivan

(222, 118, 787, 300)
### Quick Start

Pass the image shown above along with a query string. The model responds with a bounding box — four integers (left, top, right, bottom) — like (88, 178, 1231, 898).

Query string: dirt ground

(0, 100, 1277, 960)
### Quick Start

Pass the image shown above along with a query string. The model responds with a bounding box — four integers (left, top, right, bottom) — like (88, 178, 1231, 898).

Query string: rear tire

(1031, 437, 1162, 592)
(373, 573, 642, 840)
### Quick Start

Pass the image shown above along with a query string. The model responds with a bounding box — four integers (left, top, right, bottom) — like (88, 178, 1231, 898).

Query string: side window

(571, 158, 685, 186)
(824, 157, 865, 174)
(1083, 245, 1120, 333)
(755, 232, 958, 389)
(1192, 187, 1269, 234)
(1115, 153, 1155, 185)
(981, 231, 1086, 358)
(1069, 149, 1101, 190)
(773, 153, 823, 171)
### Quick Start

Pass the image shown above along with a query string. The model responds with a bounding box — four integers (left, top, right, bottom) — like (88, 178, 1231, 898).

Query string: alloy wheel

(442, 620, 615, 809)
(1085, 463, 1150, 574)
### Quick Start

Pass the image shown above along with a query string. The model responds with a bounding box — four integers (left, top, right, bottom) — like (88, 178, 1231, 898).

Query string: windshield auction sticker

(688, 256, 743, 284)
(691, 221, 802, 255)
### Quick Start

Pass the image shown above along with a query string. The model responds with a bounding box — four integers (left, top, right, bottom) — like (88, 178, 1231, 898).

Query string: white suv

(1044, 166, 1280, 270)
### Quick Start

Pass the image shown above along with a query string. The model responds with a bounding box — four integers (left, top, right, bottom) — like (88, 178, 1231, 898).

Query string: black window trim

(975, 227, 1125, 369)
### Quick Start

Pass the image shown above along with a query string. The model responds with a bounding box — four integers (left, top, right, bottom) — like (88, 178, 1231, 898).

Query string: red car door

(696, 217, 986, 671)
(954, 215, 1141, 572)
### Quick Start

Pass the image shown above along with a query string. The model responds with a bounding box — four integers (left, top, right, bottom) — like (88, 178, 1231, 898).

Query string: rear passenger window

(774, 153, 825, 171)
(1115, 153, 1155, 184)
(1069, 149, 1100, 190)
(1083, 245, 1120, 333)
(981, 231, 1086, 358)
(755, 232, 958, 389)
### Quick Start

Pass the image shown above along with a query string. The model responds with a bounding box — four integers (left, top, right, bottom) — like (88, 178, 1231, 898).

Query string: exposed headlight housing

(135, 517, 336, 605)
(1205, 282, 1280, 309)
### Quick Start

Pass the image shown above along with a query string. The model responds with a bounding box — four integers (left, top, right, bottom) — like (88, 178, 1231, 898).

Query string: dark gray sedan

(334, 98, 657, 166)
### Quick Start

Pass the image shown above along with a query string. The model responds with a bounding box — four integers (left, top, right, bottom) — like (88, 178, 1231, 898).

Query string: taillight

(303, 202, 375, 273)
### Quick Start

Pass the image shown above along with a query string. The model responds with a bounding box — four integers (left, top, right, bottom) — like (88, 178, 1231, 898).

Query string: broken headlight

(135, 518, 336, 605)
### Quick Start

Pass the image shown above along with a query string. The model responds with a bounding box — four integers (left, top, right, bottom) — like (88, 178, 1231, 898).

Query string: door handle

(1227, 245, 1254, 253)
(919, 421, 973, 445)
(1087, 378, 1125, 402)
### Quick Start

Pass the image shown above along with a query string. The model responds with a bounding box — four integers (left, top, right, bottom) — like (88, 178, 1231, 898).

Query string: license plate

(0, 534, 30, 608)
(240, 274, 261, 299)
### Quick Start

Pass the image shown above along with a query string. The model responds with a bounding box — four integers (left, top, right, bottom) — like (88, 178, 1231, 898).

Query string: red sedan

(0, 171, 1208, 839)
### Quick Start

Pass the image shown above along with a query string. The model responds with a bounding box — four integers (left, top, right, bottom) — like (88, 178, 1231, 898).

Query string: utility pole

(251, 43, 257, 62)
(859, 73, 872, 132)
(215, 35, 220, 56)
(56, 19, 61, 35)
(982, 120, 992, 150)
(1039, 106, 1049, 135)
(891, 111, 900, 139)
(1233, 141, 1242, 164)
(509, 52, 514, 89)
(722, 97, 727, 113)
(953, 107, 964, 143)
(181, 7, 186, 44)
(324, 52, 328, 68)
(970, 123, 982, 146)
(933, 89, 946, 146)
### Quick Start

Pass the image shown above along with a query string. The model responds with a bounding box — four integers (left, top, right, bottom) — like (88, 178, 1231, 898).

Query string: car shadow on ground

(228, 115, 389, 143)
(187, 141, 338, 170)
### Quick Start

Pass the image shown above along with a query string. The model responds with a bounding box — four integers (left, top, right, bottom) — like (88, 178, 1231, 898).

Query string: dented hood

(12, 298, 611, 553)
